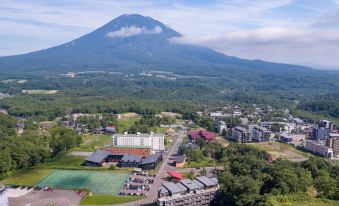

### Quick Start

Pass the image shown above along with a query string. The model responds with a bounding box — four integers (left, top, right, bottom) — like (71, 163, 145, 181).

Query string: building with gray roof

(119, 155, 142, 168)
(158, 176, 219, 206)
(140, 153, 162, 170)
(85, 150, 111, 166)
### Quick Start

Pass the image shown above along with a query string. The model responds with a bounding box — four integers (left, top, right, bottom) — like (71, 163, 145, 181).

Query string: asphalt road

(114, 128, 186, 206)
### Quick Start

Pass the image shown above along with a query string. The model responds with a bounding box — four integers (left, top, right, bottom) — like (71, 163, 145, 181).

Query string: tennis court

(38, 170, 129, 194)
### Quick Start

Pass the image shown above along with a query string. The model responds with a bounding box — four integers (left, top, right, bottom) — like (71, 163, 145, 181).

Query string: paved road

(115, 128, 186, 206)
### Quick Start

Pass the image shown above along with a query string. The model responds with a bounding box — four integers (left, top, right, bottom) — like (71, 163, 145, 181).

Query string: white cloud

(171, 27, 339, 68)
(106, 25, 162, 38)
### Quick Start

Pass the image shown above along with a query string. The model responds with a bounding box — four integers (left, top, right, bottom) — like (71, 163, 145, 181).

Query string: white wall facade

(113, 133, 164, 151)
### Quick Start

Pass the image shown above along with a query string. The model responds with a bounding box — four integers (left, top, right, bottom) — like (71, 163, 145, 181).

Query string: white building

(216, 121, 227, 134)
(0, 186, 8, 206)
(112, 132, 165, 151)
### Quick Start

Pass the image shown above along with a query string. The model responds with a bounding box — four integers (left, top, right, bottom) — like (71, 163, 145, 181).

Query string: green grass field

(79, 134, 112, 151)
(2, 169, 52, 186)
(43, 154, 86, 168)
(267, 194, 339, 206)
(116, 117, 141, 132)
(38, 170, 129, 194)
(81, 194, 143, 205)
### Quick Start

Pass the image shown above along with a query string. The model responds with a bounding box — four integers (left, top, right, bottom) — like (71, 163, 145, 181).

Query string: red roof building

(105, 125, 116, 133)
(168, 171, 183, 180)
(189, 130, 215, 141)
(201, 130, 215, 141)
(189, 130, 201, 140)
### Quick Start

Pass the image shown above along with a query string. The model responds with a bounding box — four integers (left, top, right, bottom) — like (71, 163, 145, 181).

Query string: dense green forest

(218, 144, 339, 205)
(0, 113, 81, 178)
(0, 72, 338, 120)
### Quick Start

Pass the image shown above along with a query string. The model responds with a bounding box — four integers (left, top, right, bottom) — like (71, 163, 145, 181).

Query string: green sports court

(37, 170, 129, 194)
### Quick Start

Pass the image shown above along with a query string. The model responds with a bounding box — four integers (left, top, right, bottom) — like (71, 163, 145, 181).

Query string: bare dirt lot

(9, 189, 84, 206)
(249, 141, 309, 162)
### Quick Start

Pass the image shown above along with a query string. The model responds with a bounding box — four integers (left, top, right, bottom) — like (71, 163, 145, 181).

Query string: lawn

(79, 134, 112, 151)
(116, 117, 141, 132)
(2, 168, 52, 186)
(81, 194, 143, 205)
(249, 141, 309, 162)
(187, 158, 214, 168)
(43, 154, 86, 168)
(267, 194, 339, 206)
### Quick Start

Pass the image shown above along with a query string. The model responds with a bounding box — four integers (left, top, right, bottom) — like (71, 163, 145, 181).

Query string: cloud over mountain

(106, 25, 162, 38)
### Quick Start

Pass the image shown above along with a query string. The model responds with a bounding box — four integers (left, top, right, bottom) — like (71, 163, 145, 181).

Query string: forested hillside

(0, 114, 82, 178)
(218, 144, 339, 205)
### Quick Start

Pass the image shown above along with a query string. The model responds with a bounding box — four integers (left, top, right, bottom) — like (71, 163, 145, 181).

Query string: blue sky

(1, 0, 339, 69)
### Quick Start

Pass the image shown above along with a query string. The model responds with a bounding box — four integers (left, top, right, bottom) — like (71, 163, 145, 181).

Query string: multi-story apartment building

(305, 140, 333, 158)
(249, 125, 271, 142)
(232, 126, 251, 143)
(112, 132, 165, 151)
(157, 176, 219, 206)
(318, 120, 335, 130)
(312, 128, 330, 140)
(326, 133, 339, 155)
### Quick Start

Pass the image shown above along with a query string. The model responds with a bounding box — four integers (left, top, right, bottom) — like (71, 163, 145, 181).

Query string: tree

(186, 169, 195, 180)
(200, 167, 207, 176)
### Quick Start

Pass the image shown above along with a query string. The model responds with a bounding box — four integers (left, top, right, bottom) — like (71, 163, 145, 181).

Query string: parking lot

(119, 172, 155, 197)
(7, 186, 84, 206)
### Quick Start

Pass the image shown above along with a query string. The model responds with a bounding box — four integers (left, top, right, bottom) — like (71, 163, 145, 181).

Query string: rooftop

(163, 182, 184, 195)
(141, 153, 162, 164)
(196, 176, 218, 187)
(168, 171, 183, 179)
(120, 155, 142, 162)
(111, 145, 151, 149)
(174, 155, 186, 163)
(85, 150, 111, 163)
(180, 179, 200, 191)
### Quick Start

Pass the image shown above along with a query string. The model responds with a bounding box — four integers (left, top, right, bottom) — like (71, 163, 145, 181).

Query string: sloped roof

(180, 179, 200, 191)
(168, 171, 183, 179)
(163, 182, 184, 195)
(85, 150, 111, 163)
(196, 176, 218, 187)
(120, 155, 142, 162)
(174, 155, 186, 163)
(141, 153, 162, 165)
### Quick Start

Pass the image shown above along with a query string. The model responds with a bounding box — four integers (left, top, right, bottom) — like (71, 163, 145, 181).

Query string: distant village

(2, 102, 339, 206)
(202, 104, 338, 159)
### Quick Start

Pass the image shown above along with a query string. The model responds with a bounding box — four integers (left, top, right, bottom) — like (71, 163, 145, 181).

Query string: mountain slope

(0, 14, 312, 75)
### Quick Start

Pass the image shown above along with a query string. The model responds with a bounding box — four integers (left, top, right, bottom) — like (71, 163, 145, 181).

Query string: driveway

(114, 128, 186, 206)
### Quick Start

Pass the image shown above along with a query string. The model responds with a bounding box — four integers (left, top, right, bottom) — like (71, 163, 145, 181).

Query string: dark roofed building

(85, 150, 111, 166)
(140, 153, 162, 170)
(158, 176, 219, 206)
(173, 155, 186, 168)
(119, 155, 142, 168)
(196, 176, 218, 188)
